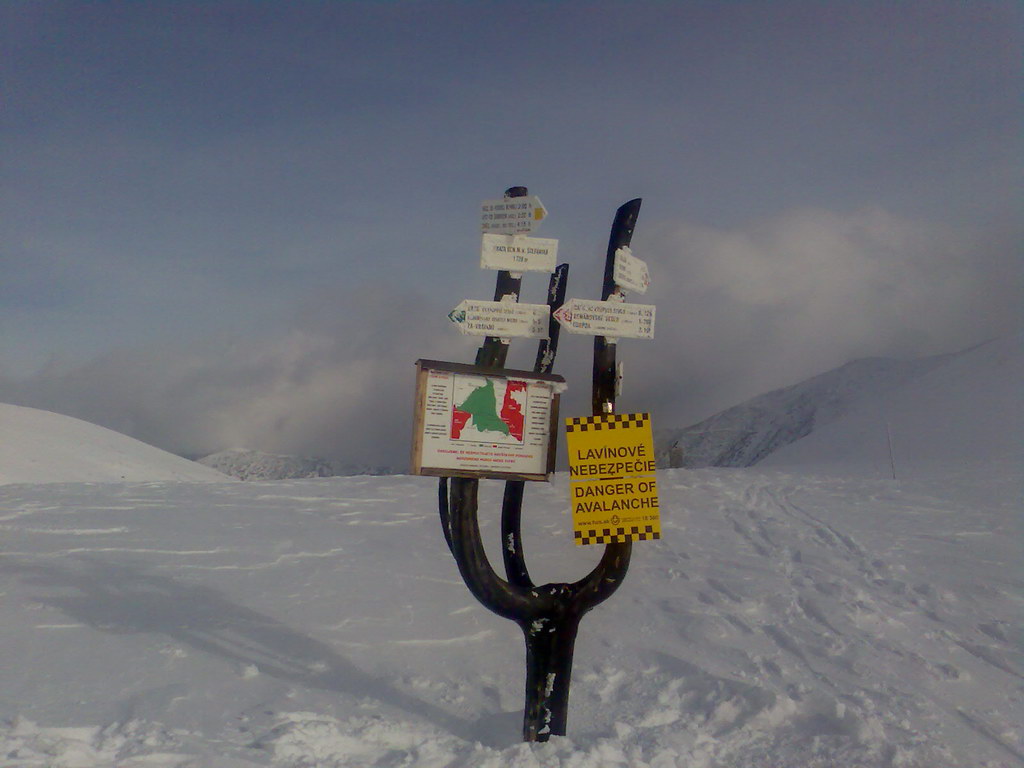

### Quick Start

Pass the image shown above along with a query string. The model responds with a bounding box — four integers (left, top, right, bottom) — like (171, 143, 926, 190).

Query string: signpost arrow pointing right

(613, 246, 650, 294)
(480, 195, 548, 234)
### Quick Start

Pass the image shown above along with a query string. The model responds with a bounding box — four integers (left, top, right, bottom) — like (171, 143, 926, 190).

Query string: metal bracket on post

(438, 191, 642, 741)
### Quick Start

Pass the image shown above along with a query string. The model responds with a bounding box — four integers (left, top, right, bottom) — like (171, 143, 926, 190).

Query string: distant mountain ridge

(655, 343, 986, 469)
(761, 334, 1022, 474)
(198, 449, 394, 480)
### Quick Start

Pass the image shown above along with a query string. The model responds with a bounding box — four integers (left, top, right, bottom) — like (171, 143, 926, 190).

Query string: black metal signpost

(429, 188, 644, 741)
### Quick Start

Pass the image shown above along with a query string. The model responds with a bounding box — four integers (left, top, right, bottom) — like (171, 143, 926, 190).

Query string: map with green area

(450, 377, 526, 443)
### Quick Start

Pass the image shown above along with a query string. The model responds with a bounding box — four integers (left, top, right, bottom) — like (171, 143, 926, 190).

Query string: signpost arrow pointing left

(552, 298, 655, 340)
(449, 299, 550, 339)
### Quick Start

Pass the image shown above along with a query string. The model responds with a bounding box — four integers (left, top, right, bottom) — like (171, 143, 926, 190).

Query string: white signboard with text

(448, 300, 550, 339)
(480, 234, 558, 273)
(553, 298, 655, 340)
(613, 246, 650, 294)
(480, 196, 548, 234)
(411, 360, 563, 481)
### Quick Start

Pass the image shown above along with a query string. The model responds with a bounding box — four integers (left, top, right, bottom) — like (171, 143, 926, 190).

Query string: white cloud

(626, 207, 1021, 422)
(2, 209, 1018, 462)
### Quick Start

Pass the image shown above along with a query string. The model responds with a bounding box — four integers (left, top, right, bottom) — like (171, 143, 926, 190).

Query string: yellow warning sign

(565, 413, 661, 546)
(565, 412, 656, 480)
(570, 476, 660, 545)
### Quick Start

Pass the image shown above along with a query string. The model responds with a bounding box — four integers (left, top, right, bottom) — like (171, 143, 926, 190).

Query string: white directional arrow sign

(613, 246, 650, 294)
(480, 196, 548, 234)
(480, 234, 558, 273)
(448, 299, 550, 339)
(552, 298, 655, 340)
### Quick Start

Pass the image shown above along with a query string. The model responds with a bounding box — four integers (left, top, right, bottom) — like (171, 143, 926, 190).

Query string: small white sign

(480, 196, 547, 234)
(448, 299, 550, 339)
(613, 246, 650, 294)
(480, 234, 558, 273)
(553, 298, 655, 340)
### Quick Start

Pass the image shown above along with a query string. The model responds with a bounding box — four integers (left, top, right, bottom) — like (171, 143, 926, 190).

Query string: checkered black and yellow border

(574, 525, 660, 546)
(565, 413, 650, 433)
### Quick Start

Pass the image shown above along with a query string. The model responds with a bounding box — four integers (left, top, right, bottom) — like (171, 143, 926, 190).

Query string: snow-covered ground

(1, 468, 1020, 767)
(0, 337, 1020, 766)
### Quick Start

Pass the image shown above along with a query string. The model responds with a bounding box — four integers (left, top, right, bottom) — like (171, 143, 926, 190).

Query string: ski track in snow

(0, 471, 1021, 767)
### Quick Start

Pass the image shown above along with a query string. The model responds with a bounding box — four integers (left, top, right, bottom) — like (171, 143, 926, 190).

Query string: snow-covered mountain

(656, 337, 1016, 470)
(762, 334, 1023, 476)
(198, 449, 395, 480)
(0, 403, 232, 485)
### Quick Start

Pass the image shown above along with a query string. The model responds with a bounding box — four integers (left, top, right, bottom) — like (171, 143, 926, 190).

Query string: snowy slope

(0, 404, 233, 485)
(656, 338, 1012, 469)
(762, 335, 1023, 476)
(0, 470, 1020, 767)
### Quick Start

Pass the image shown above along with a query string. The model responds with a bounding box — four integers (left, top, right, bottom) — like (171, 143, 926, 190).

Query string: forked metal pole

(438, 195, 642, 741)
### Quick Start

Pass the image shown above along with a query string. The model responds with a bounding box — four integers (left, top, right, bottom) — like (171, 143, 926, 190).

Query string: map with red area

(500, 381, 526, 441)
(450, 409, 472, 438)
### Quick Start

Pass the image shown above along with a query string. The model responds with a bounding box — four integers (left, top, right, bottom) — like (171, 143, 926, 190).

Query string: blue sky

(2, 1, 1020, 464)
